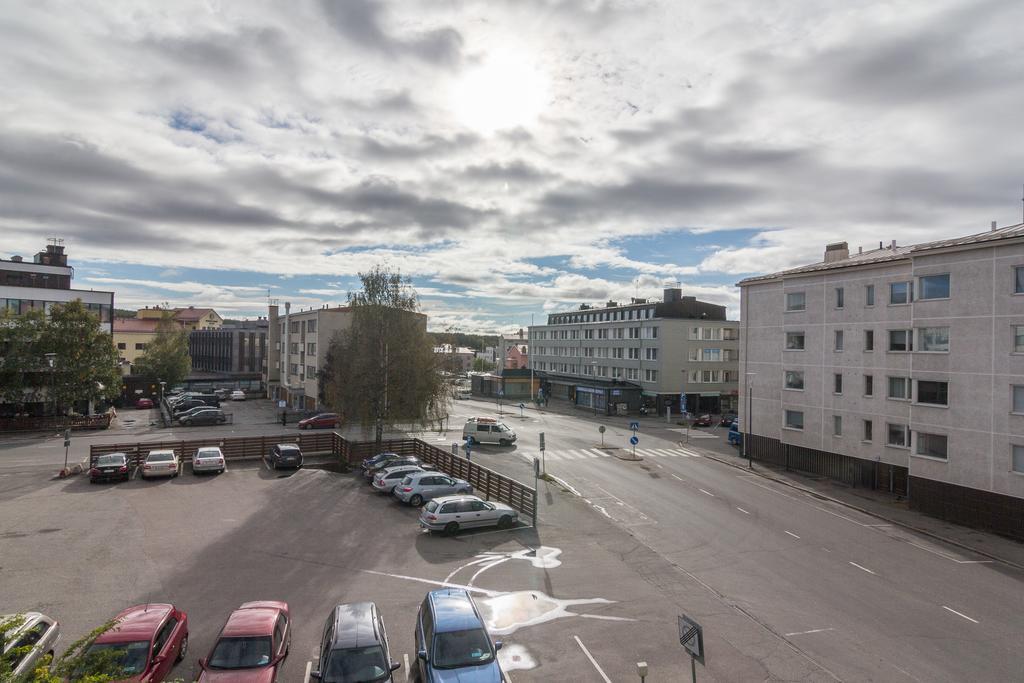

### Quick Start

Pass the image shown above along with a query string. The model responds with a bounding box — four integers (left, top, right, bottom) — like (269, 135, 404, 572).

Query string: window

(865, 284, 875, 306)
(153, 617, 178, 655)
(785, 332, 805, 350)
(786, 292, 806, 311)
(628, 327, 641, 339)
(701, 348, 721, 362)
(1016, 266, 1024, 294)
(702, 369, 721, 383)
(307, 320, 316, 333)
(1013, 385, 1024, 414)
(918, 327, 949, 352)
(784, 410, 804, 430)
(864, 374, 874, 396)
(864, 330, 874, 351)
(306, 365, 316, 378)
(834, 330, 844, 351)
(889, 329, 913, 352)
(627, 347, 640, 360)
(834, 373, 843, 394)
(784, 371, 804, 390)
(918, 274, 950, 300)
(117, 342, 126, 350)
(642, 326, 658, 339)
(645, 348, 658, 360)
(887, 423, 909, 447)
(890, 281, 912, 304)
(1013, 445, 1024, 473)
(612, 348, 624, 359)
(916, 380, 948, 406)
(135, 343, 146, 350)
(307, 342, 316, 355)
(644, 369, 658, 382)
(863, 419, 873, 442)
(626, 368, 639, 380)
(888, 376, 911, 400)
(835, 287, 844, 308)
(916, 433, 948, 460)
(833, 415, 842, 436)
(1014, 326, 1024, 353)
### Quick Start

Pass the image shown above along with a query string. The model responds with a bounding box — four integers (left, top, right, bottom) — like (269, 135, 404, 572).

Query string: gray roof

(739, 222, 1024, 285)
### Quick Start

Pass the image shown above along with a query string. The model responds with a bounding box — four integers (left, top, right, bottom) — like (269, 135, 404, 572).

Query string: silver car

(393, 470, 472, 507)
(192, 446, 226, 474)
(142, 449, 179, 479)
(419, 495, 519, 535)
(1, 612, 60, 679)
(371, 464, 425, 494)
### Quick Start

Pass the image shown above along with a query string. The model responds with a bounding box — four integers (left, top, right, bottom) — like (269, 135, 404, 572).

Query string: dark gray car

(311, 602, 400, 683)
(269, 443, 303, 469)
(179, 408, 226, 426)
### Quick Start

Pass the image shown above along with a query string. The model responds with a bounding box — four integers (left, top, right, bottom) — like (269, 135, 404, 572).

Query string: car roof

(221, 602, 286, 637)
(432, 494, 481, 505)
(95, 604, 173, 643)
(427, 589, 483, 633)
(408, 470, 444, 479)
(147, 450, 175, 457)
(328, 602, 382, 649)
(275, 443, 300, 450)
(97, 452, 127, 460)
(379, 465, 423, 475)
(196, 446, 222, 453)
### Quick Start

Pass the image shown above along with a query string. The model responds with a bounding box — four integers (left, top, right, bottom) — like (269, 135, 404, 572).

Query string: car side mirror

(153, 653, 165, 665)
(309, 671, 322, 681)
(417, 649, 428, 661)
(197, 657, 207, 670)
(494, 641, 503, 651)
(390, 660, 401, 672)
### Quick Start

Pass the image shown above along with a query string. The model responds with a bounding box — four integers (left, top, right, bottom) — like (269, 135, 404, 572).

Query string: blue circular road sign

(630, 435, 639, 445)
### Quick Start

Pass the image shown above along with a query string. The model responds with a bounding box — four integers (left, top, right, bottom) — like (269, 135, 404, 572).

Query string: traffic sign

(598, 425, 606, 434)
(539, 432, 545, 451)
(678, 614, 704, 662)
(629, 421, 640, 431)
(518, 403, 525, 409)
(629, 435, 639, 445)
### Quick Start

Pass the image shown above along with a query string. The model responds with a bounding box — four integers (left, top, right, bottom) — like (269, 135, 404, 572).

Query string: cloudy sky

(2, 0, 1023, 332)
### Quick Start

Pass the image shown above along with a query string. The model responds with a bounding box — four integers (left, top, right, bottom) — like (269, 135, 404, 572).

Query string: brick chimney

(824, 242, 849, 263)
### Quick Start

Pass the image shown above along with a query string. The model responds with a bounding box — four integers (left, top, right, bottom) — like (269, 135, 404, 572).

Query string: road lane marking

(573, 636, 611, 683)
(699, 488, 714, 497)
(672, 474, 684, 481)
(942, 606, 979, 623)
(404, 653, 410, 680)
(785, 628, 835, 637)
(785, 530, 801, 539)
(736, 507, 749, 514)
(849, 562, 876, 575)
(304, 660, 312, 683)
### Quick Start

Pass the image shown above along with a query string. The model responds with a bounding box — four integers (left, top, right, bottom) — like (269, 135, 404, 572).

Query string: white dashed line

(304, 660, 312, 683)
(699, 488, 715, 497)
(785, 627, 835, 637)
(784, 530, 801, 539)
(849, 561, 876, 575)
(404, 653, 410, 680)
(672, 474, 683, 481)
(942, 606, 979, 623)
(736, 507, 749, 514)
(573, 635, 612, 683)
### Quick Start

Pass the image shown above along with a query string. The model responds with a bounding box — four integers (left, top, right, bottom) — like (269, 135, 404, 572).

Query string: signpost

(598, 424, 606, 447)
(518, 402, 525, 418)
(464, 436, 472, 461)
(539, 431, 546, 475)
(62, 428, 71, 473)
(678, 614, 704, 682)
(629, 421, 639, 458)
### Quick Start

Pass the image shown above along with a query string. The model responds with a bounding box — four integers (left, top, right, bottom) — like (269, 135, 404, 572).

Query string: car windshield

(96, 455, 124, 466)
(208, 636, 273, 669)
(197, 450, 220, 458)
(84, 640, 150, 675)
(148, 453, 173, 462)
(325, 646, 389, 682)
(432, 629, 494, 669)
(424, 500, 439, 513)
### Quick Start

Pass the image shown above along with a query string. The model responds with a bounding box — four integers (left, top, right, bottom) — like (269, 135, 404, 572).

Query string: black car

(179, 408, 227, 426)
(311, 602, 400, 683)
(360, 451, 399, 472)
(269, 443, 303, 469)
(363, 456, 422, 482)
(89, 453, 130, 483)
(719, 414, 738, 427)
(172, 399, 208, 415)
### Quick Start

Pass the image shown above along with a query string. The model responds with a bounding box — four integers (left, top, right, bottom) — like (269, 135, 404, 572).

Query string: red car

(297, 413, 340, 430)
(83, 603, 189, 682)
(135, 398, 154, 409)
(198, 601, 291, 683)
(692, 414, 713, 427)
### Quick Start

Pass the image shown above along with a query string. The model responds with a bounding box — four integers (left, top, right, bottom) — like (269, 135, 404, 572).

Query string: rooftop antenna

(46, 237, 64, 247)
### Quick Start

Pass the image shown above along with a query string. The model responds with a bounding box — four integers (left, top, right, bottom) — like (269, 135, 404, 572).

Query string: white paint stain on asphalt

(497, 643, 535, 672)
(480, 591, 632, 636)
(785, 530, 801, 539)
(736, 507, 750, 514)
(785, 628, 835, 637)
(672, 474, 683, 481)
(942, 606, 979, 623)
(403, 653, 410, 681)
(573, 635, 612, 683)
(699, 488, 715, 497)
(849, 561, 876, 575)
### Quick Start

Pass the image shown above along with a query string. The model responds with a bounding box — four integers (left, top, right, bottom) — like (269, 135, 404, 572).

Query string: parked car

(90, 452, 131, 483)
(1, 611, 60, 680)
(83, 603, 188, 683)
(180, 409, 227, 426)
(135, 398, 154, 410)
(394, 471, 472, 507)
(692, 414, 713, 428)
(462, 417, 516, 446)
(360, 452, 398, 473)
(363, 456, 422, 482)
(419, 495, 518, 535)
(298, 413, 340, 430)
(372, 465, 425, 494)
(172, 399, 208, 415)
(142, 450, 179, 480)
(174, 405, 218, 421)
(719, 413, 737, 427)
(193, 446, 226, 475)
(310, 602, 400, 683)
(214, 388, 231, 400)
(414, 589, 502, 683)
(268, 443, 303, 470)
(454, 388, 471, 400)
(230, 390, 246, 401)
(198, 601, 289, 683)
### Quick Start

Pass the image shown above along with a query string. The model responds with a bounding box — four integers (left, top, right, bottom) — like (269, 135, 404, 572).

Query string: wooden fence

(90, 433, 537, 523)
(0, 413, 112, 432)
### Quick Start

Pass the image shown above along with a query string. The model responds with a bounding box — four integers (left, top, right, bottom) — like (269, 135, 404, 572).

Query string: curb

(699, 451, 1024, 572)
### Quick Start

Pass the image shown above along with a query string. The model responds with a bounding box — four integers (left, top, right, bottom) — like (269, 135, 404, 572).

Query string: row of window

(1, 298, 113, 323)
(687, 348, 739, 362)
(785, 326, 967, 353)
(548, 307, 656, 326)
(534, 345, 660, 359)
(535, 326, 660, 342)
(783, 371, 949, 405)
(280, 318, 317, 336)
(531, 362, 658, 382)
(687, 369, 736, 384)
(786, 273, 957, 312)
(688, 326, 739, 341)
(116, 342, 147, 351)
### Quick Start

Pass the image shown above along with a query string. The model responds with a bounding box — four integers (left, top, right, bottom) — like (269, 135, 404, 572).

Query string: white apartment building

(739, 224, 1024, 539)
(264, 303, 353, 411)
(529, 288, 739, 416)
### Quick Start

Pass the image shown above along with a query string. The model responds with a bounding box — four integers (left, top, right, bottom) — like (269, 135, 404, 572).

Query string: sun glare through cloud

(449, 49, 550, 133)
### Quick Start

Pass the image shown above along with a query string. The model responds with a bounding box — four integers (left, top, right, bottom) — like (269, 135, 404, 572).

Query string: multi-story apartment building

(739, 224, 1024, 538)
(264, 303, 353, 411)
(137, 305, 223, 331)
(529, 288, 739, 416)
(189, 319, 268, 389)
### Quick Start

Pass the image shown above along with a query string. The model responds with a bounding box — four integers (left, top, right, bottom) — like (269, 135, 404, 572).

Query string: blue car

(415, 589, 503, 682)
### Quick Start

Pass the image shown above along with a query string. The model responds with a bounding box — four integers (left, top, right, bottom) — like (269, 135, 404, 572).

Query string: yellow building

(136, 306, 223, 331)
(113, 318, 160, 366)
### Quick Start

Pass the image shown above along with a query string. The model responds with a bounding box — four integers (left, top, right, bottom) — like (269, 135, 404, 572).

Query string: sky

(2, 0, 1023, 333)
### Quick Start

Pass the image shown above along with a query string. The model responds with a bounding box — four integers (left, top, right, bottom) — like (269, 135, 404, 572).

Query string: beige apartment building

(529, 288, 739, 416)
(264, 303, 353, 411)
(738, 224, 1024, 538)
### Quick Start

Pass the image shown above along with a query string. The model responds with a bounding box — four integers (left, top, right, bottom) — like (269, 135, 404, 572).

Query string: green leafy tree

(471, 357, 495, 372)
(133, 313, 191, 387)
(323, 267, 449, 444)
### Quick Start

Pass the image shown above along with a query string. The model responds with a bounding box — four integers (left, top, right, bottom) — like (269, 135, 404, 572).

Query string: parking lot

(0, 451, 704, 682)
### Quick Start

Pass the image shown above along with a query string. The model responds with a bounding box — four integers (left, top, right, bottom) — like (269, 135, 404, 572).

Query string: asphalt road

(447, 397, 1024, 683)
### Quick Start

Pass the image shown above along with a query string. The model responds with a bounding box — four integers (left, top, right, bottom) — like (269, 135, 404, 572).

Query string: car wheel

(444, 522, 459, 536)
(409, 494, 423, 507)
(498, 515, 513, 529)
(176, 634, 188, 662)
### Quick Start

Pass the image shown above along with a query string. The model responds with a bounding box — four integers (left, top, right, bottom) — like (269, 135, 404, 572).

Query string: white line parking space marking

(699, 488, 715, 497)
(785, 628, 835, 637)
(785, 530, 801, 539)
(672, 474, 684, 481)
(736, 507, 750, 514)
(942, 606, 979, 623)
(404, 653, 410, 680)
(573, 635, 612, 683)
(849, 561, 876, 575)
(304, 660, 312, 683)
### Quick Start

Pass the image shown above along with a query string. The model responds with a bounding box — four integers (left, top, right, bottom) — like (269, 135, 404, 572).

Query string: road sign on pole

(519, 402, 525, 418)
(678, 614, 704, 682)
(629, 421, 640, 431)
(539, 431, 546, 474)
(598, 425, 606, 447)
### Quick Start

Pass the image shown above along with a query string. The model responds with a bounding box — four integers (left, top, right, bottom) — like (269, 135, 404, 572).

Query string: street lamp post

(159, 381, 166, 406)
(744, 372, 756, 469)
(44, 353, 57, 420)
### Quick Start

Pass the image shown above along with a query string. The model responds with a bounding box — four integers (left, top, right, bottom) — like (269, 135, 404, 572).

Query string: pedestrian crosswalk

(519, 447, 703, 462)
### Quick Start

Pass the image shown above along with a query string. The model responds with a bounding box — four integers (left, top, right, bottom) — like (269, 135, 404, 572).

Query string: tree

(133, 313, 191, 388)
(0, 301, 120, 414)
(471, 357, 495, 372)
(323, 267, 449, 445)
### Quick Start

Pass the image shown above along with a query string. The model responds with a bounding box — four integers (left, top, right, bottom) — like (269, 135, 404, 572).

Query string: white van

(463, 417, 517, 446)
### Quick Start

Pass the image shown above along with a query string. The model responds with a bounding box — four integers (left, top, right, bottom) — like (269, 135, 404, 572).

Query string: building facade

(529, 288, 740, 416)
(113, 318, 160, 367)
(739, 225, 1024, 539)
(137, 306, 223, 330)
(189, 319, 268, 376)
